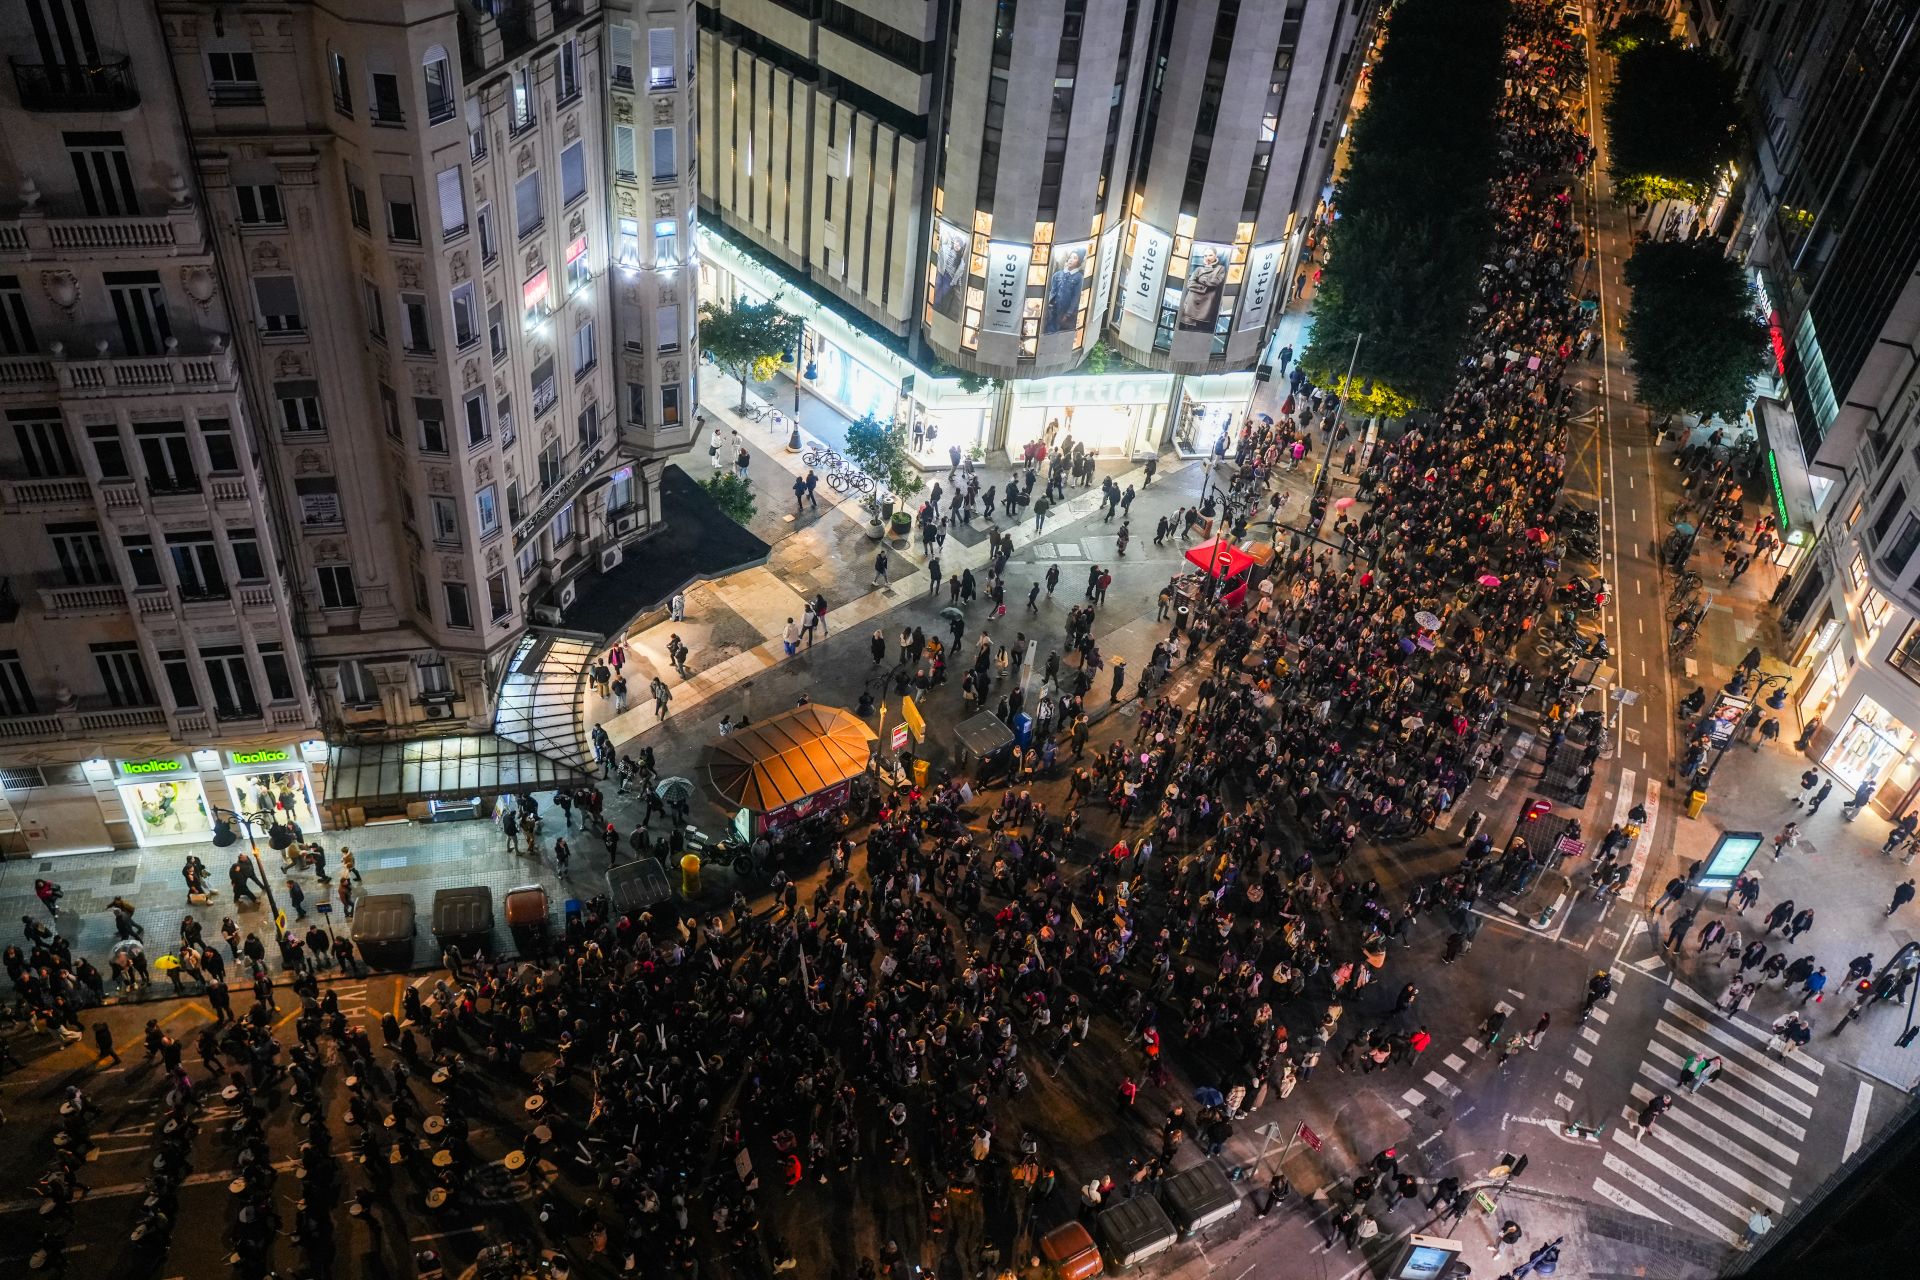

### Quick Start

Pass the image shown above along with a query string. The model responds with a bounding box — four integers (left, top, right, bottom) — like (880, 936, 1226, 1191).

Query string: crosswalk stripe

(1637, 1094, 1794, 1187)
(1442, 1054, 1467, 1071)
(1650, 1024, 1814, 1117)
(1402, 1088, 1426, 1105)
(1642, 1039, 1812, 1129)
(1588, 1006, 1610, 1024)
(1423, 1071, 1460, 1099)
(1640, 1122, 1789, 1209)
(1666, 987, 1825, 1074)
(1609, 1132, 1759, 1225)
(1598, 1152, 1739, 1246)
(1662, 1002, 1823, 1088)
(1592, 1176, 1672, 1227)
(1629, 1082, 1803, 1157)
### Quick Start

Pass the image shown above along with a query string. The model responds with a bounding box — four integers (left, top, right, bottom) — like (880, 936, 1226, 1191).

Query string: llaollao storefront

(108, 743, 327, 851)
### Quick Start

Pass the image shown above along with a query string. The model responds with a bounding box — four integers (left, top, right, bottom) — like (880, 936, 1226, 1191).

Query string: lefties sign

(1238, 242, 1284, 332)
(1122, 222, 1171, 320)
(982, 241, 1027, 335)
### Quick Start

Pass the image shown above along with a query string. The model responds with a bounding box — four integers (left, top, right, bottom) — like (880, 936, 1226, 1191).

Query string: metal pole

(236, 812, 286, 944)
(793, 320, 804, 413)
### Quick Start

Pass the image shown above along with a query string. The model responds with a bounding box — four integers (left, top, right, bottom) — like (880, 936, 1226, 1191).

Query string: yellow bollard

(680, 852, 702, 898)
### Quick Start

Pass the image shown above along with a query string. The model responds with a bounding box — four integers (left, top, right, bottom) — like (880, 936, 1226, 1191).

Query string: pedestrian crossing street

(1392, 997, 1521, 1119)
(1592, 984, 1825, 1246)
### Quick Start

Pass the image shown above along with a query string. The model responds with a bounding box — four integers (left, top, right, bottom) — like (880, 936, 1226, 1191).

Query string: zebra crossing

(1393, 998, 1520, 1119)
(1592, 985, 1824, 1246)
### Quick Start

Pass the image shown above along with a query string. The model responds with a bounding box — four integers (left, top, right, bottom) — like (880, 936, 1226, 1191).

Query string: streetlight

(210, 805, 289, 942)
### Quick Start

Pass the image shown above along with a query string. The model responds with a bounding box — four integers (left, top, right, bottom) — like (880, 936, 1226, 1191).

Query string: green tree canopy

(1604, 41, 1744, 203)
(698, 295, 805, 411)
(1301, 0, 1510, 409)
(1622, 239, 1770, 423)
(1599, 11, 1671, 55)
(701, 470, 758, 525)
(843, 413, 923, 508)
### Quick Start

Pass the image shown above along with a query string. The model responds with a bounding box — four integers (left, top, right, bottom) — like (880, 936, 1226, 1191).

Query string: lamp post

(1307, 331, 1364, 516)
(210, 806, 288, 943)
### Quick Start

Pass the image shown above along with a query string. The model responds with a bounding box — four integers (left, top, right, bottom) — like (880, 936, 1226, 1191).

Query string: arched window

(422, 44, 454, 124)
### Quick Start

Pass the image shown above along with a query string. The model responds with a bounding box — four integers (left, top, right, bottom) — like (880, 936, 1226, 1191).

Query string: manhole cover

(110, 865, 138, 885)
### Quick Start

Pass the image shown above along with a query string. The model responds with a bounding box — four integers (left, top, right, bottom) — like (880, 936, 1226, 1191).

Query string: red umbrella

(1478, 573, 1502, 587)
(1334, 497, 1355, 511)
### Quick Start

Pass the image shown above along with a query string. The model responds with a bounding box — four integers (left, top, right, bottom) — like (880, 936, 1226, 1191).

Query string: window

(345, 162, 370, 231)
(235, 183, 283, 225)
(384, 174, 419, 242)
(1882, 515, 1920, 581)
(450, 282, 478, 349)
(511, 65, 535, 132)
(105, 271, 171, 355)
(498, 395, 516, 447)
(655, 303, 680, 352)
(477, 483, 500, 535)
(610, 26, 634, 88)
(423, 46, 455, 123)
(379, 385, 400, 440)
(444, 581, 474, 629)
(168, 532, 226, 599)
(661, 384, 682, 425)
(0, 650, 35, 717)
(437, 165, 466, 238)
(253, 275, 303, 333)
(66, 131, 136, 216)
(11, 413, 76, 476)
(654, 218, 678, 266)
(488, 302, 507, 361)
(416, 654, 453, 696)
(277, 379, 324, 433)
(550, 502, 575, 545)
(463, 390, 489, 447)
(561, 141, 587, 206)
(523, 268, 551, 321)
(1849, 549, 1870, 590)
(88, 423, 127, 477)
(556, 39, 581, 103)
(515, 171, 542, 238)
(538, 438, 564, 489)
(0, 277, 35, 354)
(370, 70, 403, 123)
(1870, 485, 1907, 546)
(260, 644, 295, 702)
(227, 527, 264, 580)
(402, 293, 432, 354)
(296, 476, 342, 525)
(49, 523, 111, 586)
(206, 50, 260, 104)
(626, 381, 646, 425)
(578, 401, 600, 448)
(565, 235, 590, 293)
(430, 495, 460, 544)
(532, 357, 557, 416)
(121, 533, 161, 587)
(361, 278, 386, 340)
(607, 465, 638, 514)
(652, 126, 677, 181)
(477, 204, 497, 262)
(648, 27, 677, 90)
(337, 659, 377, 706)
(615, 125, 637, 180)
(160, 649, 198, 710)
(92, 642, 153, 708)
(617, 216, 640, 266)
(134, 421, 196, 493)
(415, 397, 446, 452)
(507, 479, 523, 526)
(200, 419, 237, 472)
(317, 564, 358, 610)
(488, 571, 512, 622)
(572, 321, 597, 378)
(202, 646, 258, 719)
(329, 49, 352, 115)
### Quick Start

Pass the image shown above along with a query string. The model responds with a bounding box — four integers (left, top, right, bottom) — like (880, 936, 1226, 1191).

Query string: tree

(701, 470, 758, 525)
(1622, 240, 1770, 424)
(843, 413, 924, 509)
(698, 295, 806, 412)
(1599, 11, 1670, 55)
(1605, 41, 1744, 204)
(1300, 0, 1509, 409)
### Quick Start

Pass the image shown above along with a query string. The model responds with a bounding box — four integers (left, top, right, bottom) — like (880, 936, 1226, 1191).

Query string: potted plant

(846, 412, 924, 541)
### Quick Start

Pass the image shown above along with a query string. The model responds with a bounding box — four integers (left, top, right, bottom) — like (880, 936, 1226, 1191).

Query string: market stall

(706, 705, 877, 836)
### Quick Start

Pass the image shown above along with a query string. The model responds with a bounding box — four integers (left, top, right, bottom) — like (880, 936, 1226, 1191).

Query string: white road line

(1402, 1088, 1427, 1106)
(1630, 1085, 1796, 1182)
(1573, 1048, 1593, 1066)
(1843, 1081, 1874, 1162)
(1611, 1129, 1771, 1220)
(1592, 1176, 1674, 1226)
(1663, 987, 1826, 1075)
(1589, 1006, 1610, 1024)
(1638, 1044, 1811, 1135)
(1442, 1053, 1468, 1071)
(1423, 1071, 1461, 1099)
(1638, 1125, 1789, 1211)
(1598, 1153, 1740, 1245)
(1581, 1026, 1601, 1044)
(1565, 1071, 1584, 1088)
(1660, 1003, 1824, 1087)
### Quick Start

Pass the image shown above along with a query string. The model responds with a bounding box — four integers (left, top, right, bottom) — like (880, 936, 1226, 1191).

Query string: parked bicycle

(828, 470, 875, 497)
(802, 446, 848, 471)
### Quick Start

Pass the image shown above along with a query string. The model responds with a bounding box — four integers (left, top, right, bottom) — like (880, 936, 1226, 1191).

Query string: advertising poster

(1178, 241, 1231, 332)
(1238, 241, 1284, 333)
(1122, 222, 1171, 320)
(1044, 240, 1090, 335)
(982, 240, 1027, 335)
(929, 218, 970, 320)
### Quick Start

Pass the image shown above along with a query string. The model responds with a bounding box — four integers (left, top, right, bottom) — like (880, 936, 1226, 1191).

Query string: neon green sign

(228, 749, 291, 765)
(119, 758, 184, 776)
(1766, 450, 1790, 533)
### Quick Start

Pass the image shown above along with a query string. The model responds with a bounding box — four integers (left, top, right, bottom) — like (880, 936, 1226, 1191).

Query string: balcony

(9, 56, 138, 113)
(0, 476, 92, 509)
(0, 209, 204, 260)
(0, 703, 165, 745)
(0, 344, 239, 398)
(36, 580, 128, 618)
(458, 0, 594, 78)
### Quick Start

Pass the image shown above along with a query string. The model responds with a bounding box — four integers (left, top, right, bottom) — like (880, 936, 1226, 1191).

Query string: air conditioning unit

(532, 604, 564, 627)
(557, 581, 578, 610)
(613, 512, 640, 537)
(424, 703, 451, 720)
(600, 544, 624, 572)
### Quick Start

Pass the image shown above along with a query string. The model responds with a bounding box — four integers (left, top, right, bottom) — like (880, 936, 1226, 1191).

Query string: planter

(888, 511, 913, 537)
(866, 518, 886, 541)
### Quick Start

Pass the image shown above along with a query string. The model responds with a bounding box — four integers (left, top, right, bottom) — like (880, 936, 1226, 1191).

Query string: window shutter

(610, 26, 633, 77)
(648, 28, 675, 81)
(379, 172, 414, 204)
(615, 125, 636, 178)
(515, 172, 541, 232)
(254, 276, 300, 315)
(655, 304, 679, 349)
(652, 127, 676, 179)
(437, 165, 465, 235)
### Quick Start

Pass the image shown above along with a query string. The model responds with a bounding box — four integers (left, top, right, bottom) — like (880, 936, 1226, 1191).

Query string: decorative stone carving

(495, 375, 507, 398)
(563, 113, 580, 144)
(275, 351, 308, 377)
(313, 539, 344, 562)
(476, 460, 493, 484)
(450, 250, 470, 282)
(440, 556, 465, 581)
(654, 194, 675, 218)
(181, 265, 218, 310)
(652, 99, 673, 125)
(462, 360, 481, 390)
(532, 342, 551, 365)
(613, 97, 632, 124)
(40, 269, 79, 314)
(617, 191, 636, 218)
(484, 280, 497, 305)
(541, 418, 557, 443)
(411, 367, 437, 395)
(486, 546, 504, 571)
(621, 281, 640, 305)
(293, 450, 326, 475)
(516, 146, 534, 177)
(427, 467, 450, 493)
(569, 209, 586, 237)
(251, 241, 283, 271)
(395, 258, 421, 289)
(524, 246, 543, 274)
(574, 305, 590, 331)
(662, 360, 679, 382)
(660, 285, 677, 305)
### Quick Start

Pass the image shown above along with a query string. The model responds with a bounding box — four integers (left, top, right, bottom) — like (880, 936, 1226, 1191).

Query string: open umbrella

(655, 776, 695, 807)
(152, 953, 181, 971)
(1334, 496, 1356, 511)
(939, 606, 966, 623)
(1193, 1086, 1225, 1107)
(1414, 610, 1442, 630)
(1478, 573, 1503, 587)
(1673, 521, 1697, 537)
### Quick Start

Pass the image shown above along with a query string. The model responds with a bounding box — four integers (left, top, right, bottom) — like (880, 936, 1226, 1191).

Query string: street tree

(1605, 41, 1744, 204)
(698, 295, 806, 412)
(1301, 0, 1508, 409)
(701, 470, 758, 525)
(1599, 11, 1671, 55)
(1622, 239, 1770, 425)
(843, 413, 924, 510)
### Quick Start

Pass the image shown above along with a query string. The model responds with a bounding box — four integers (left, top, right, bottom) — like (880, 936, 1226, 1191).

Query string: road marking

(1628, 1084, 1797, 1181)
(1555, 1091, 1576, 1110)
(1565, 1071, 1584, 1088)
(1442, 1054, 1467, 1071)
(1581, 1026, 1601, 1044)
(1589, 1006, 1610, 1024)
(1402, 1088, 1427, 1106)
(1592, 1176, 1674, 1226)
(1611, 1130, 1781, 1218)
(1573, 1048, 1593, 1066)
(1843, 1081, 1874, 1162)
(1660, 1001, 1824, 1085)
(1423, 1071, 1461, 1099)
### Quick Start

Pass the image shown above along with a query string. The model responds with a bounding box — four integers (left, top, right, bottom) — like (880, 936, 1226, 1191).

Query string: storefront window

(1825, 695, 1918, 788)
(228, 764, 319, 831)
(120, 775, 211, 845)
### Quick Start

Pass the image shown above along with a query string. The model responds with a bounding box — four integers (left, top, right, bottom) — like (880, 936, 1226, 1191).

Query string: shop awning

(1186, 537, 1255, 579)
(706, 705, 876, 813)
(325, 734, 589, 808)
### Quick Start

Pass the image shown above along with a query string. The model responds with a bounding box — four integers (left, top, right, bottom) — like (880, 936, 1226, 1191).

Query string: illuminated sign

(982, 241, 1027, 335)
(1766, 450, 1790, 532)
(119, 758, 185, 776)
(228, 749, 292, 766)
(1768, 310, 1787, 377)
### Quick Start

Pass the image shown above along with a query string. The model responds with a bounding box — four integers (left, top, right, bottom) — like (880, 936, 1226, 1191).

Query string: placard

(1122, 222, 1171, 320)
(1238, 242, 1284, 332)
(1178, 242, 1231, 331)
(929, 218, 969, 320)
(982, 241, 1027, 334)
